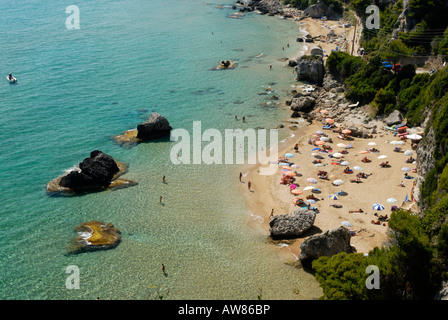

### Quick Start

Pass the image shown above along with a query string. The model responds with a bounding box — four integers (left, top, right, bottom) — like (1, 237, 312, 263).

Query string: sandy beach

(240, 114, 417, 264)
(293, 16, 361, 60)
(238, 15, 415, 265)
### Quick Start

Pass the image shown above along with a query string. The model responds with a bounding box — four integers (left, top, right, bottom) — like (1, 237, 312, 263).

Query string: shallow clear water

(0, 0, 322, 299)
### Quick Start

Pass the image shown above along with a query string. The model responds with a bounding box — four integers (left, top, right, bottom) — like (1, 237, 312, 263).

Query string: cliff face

(414, 124, 436, 209)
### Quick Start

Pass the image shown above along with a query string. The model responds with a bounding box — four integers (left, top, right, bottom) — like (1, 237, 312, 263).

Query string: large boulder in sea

(67, 221, 121, 254)
(59, 150, 119, 191)
(299, 226, 353, 266)
(269, 209, 316, 240)
(47, 150, 136, 194)
(295, 55, 325, 85)
(136, 112, 173, 141)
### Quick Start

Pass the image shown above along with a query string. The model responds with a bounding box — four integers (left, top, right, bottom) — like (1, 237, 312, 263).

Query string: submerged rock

(67, 220, 121, 254)
(269, 209, 316, 240)
(299, 226, 353, 266)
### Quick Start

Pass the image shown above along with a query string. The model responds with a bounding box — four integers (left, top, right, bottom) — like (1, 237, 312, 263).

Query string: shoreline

(238, 11, 415, 266)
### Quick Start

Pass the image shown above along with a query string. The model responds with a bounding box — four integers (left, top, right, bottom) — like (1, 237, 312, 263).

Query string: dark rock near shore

(59, 150, 120, 191)
(247, 0, 284, 15)
(295, 55, 325, 85)
(269, 209, 316, 240)
(384, 110, 404, 126)
(136, 112, 172, 141)
(299, 226, 354, 266)
(290, 96, 316, 113)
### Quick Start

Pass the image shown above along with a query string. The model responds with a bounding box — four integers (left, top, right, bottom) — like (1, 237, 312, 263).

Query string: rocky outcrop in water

(47, 150, 136, 194)
(136, 112, 173, 141)
(59, 150, 120, 190)
(67, 220, 121, 254)
(294, 55, 325, 85)
(269, 209, 316, 240)
(299, 226, 353, 266)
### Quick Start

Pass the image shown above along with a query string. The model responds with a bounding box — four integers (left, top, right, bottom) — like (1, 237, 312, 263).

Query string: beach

(240, 114, 417, 263)
(239, 15, 416, 265)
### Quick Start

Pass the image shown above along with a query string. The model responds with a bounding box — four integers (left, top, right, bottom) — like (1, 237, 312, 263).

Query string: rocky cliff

(247, 0, 284, 14)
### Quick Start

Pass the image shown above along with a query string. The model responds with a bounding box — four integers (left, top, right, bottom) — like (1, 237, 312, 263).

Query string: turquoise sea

(0, 0, 322, 299)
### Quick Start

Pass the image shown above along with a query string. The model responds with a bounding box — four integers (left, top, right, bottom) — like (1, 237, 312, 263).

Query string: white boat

(6, 75, 17, 84)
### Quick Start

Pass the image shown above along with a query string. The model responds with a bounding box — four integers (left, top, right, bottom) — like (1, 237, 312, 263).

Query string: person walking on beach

(270, 209, 274, 219)
(294, 143, 299, 153)
(248, 181, 252, 191)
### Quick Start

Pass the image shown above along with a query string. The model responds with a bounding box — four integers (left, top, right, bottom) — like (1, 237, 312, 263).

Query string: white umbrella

(307, 178, 317, 183)
(368, 142, 377, 146)
(373, 204, 385, 210)
(407, 134, 422, 140)
(320, 136, 330, 142)
(387, 198, 397, 203)
(341, 221, 352, 227)
(353, 166, 363, 171)
(303, 186, 315, 191)
(333, 179, 344, 186)
(316, 131, 324, 135)
(341, 161, 350, 166)
(404, 150, 413, 156)
(333, 153, 343, 158)
(337, 143, 347, 148)
(291, 164, 299, 168)
(378, 155, 388, 159)
(401, 167, 411, 172)
(390, 141, 405, 145)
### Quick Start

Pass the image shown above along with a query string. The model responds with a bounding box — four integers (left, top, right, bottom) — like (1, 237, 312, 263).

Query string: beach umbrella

(341, 221, 352, 227)
(315, 131, 324, 135)
(407, 134, 422, 140)
(291, 164, 299, 169)
(333, 152, 343, 158)
(307, 178, 317, 183)
(310, 152, 318, 156)
(316, 140, 326, 145)
(373, 204, 385, 211)
(391, 141, 405, 145)
(315, 155, 324, 159)
(404, 150, 413, 156)
(291, 189, 302, 195)
(387, 198, 397, 204)
(312, 147, 321, 151)
(353, 166, 363, 171)
(307, 199, 316, 204)
(337, 143, 347, 148)
(342, 129, 351, 134)
(329, 194, 339, 200)
(333, 179, 344, 186)
(320, 137, 330, 142)
(341, 161, 350, 166)
(311, 188, 321, 193)
(314, 163, 325, 167)
(285, 153, 294, 158)
(378, 155, 388, 159)
(282, 165, 291, 170)
(401, 167, 411, 172)
(285, 171, 296, 177)
(336, 190, 347, 196)
(290, 184, 297, 190)
(368, 142, 377, 146)
(303, 186, 315, 191)
(345, 143, 353, 149)
(326, 118, 335, 124)
(359, 150, 369, 154)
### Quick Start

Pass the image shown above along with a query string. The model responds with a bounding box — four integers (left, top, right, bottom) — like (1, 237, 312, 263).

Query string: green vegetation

(298, 0, 448, 300)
